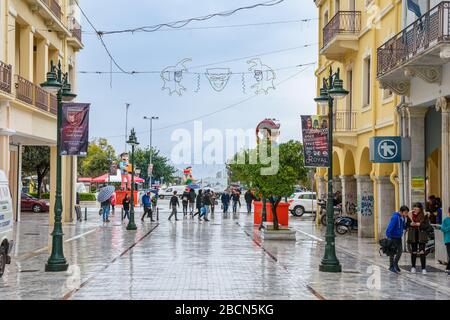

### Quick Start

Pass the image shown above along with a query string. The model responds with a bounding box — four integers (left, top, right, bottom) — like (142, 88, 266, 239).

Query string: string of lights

(98, 0, 287, 35)
(95, 63, 314, 140)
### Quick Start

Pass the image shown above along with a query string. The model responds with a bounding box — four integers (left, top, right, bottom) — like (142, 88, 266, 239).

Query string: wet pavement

(1, 201, 449, 300)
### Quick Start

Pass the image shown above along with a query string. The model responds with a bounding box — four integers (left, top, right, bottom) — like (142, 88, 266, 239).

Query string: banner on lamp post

(147, 164, 154, 175)
(301, 115, 329, 168)
(61, 103, 90, 156)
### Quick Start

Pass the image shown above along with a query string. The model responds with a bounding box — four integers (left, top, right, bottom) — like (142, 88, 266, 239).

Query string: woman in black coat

(194, 190, 203, 217)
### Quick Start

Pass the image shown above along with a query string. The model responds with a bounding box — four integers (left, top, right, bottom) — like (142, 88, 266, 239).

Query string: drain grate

(20, 270, 40, 273)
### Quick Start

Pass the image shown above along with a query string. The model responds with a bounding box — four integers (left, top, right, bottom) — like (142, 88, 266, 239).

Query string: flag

(407, 0, 422, 18)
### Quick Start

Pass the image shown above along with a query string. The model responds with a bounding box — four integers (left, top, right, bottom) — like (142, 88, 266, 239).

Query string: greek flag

(407, 0, 422, 18)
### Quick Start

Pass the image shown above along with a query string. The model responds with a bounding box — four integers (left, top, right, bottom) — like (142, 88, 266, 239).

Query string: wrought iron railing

(50, 94, 58, 115)
(42, 0, 62, 21)
(70, 17, 82, 43)
(377, 1, 450, 77)
(334, 111, 357, 132)
(35, 86, 50, 111)
(322, 11, 361, 49)
(0, 61, 12, 94)
(15, 75, 34, 105)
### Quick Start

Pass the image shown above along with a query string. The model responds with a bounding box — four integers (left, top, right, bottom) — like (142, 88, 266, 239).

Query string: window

(363, 56, 371, 107)
(334, 0, 340, 14)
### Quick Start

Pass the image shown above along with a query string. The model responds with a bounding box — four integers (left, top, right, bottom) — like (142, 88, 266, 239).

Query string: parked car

(158, 186, 188, 199)
(0, 170, 14, 277)
(288, 192, 317, 217)
(21, 193, 49, 213)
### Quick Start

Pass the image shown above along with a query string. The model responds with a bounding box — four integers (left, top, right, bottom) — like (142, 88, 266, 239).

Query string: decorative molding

(379, 80, 410, 96)
(436, 96, 449, 113)
(9, 6, 17, 18)
(404, 66, 442, 84)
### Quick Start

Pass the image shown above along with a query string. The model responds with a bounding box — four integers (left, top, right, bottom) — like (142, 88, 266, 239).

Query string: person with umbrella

(97, 186, 115, 223)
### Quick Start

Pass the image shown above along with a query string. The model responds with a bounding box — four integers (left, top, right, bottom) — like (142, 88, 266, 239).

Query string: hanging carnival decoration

(205, 68, 232, 92)
(160, 58, 192, 96)
(247, 58, 276, 95)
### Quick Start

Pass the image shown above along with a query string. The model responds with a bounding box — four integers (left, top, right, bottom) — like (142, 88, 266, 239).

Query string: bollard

(157, 207, 159, 221)
(85, 207, 87, 221)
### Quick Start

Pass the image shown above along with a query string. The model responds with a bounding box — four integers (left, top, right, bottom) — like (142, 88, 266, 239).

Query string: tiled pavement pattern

(1, 202, 449, 300)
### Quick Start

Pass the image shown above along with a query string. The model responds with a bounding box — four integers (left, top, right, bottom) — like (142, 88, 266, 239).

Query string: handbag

(99, 208, 104, 216)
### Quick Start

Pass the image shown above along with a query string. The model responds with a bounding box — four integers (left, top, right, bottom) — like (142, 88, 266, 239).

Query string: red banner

(61, 103, 90, 156)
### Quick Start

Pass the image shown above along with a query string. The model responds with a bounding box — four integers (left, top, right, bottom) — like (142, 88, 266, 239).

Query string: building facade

(314, 0, 404, 239)
(377, 0, 450, 218)
(0, 0, 83, 223)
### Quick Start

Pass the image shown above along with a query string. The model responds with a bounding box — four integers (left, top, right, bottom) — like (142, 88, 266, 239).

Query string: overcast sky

(76, 0, 318, 179)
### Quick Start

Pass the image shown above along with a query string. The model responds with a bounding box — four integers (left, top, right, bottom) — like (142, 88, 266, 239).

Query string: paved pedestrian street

(1, 202, 449, 300)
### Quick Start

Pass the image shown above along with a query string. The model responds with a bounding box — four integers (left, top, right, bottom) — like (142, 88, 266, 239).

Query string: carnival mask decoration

(161, 58, 192, 96)
(205, 68, 232, 92)
(247, 58, 276, 95)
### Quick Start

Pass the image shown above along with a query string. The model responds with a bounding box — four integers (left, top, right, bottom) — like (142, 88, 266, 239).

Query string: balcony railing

(0, 61, 12, 94)
(15, 75, 34, 105)
(15, 74, 57, 115)
(322, 11, 361, 49)
(42, 0, 62, 21)
(377, 1, 450, 77)
(69, 17, 82, 43)
(334, 111, 357, 132)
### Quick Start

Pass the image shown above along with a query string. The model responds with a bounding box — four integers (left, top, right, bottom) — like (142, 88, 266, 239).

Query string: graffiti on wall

(345, 192, 357, 215)
(360, 193, 374, 217)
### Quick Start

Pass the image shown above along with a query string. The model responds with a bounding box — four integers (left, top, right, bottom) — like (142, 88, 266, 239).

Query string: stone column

(316, 175, 326, 200)
(332, 176, 342, 194)
(436, 97, 450, 214)
(356, 175, 374, 238)
(376, 176, 395, 239)
(7, 7, 17, 69)
(35, 39, 49, 84)
(407, 107, 428, 207)
(340, 175, 357, 216)
(0, 0, 3, 62)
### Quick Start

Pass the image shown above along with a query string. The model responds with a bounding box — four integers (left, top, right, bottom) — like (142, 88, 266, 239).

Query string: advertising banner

(61, 103, 90, 156)
(301, 115, 329, 168)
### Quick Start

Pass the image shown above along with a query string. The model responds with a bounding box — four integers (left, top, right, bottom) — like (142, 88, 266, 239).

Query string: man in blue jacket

(386, 206, 409, 273)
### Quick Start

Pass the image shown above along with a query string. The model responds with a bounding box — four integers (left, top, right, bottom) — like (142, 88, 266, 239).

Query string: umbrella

(188, 184, 201, 190)
(97, 186, 116, 202)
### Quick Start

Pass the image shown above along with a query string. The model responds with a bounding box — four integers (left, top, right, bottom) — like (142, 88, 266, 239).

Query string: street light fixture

(314, 66, 348, 273)
(126, 128, 139, 231)
(40, 60, 77, 272)
(143, 116, 159, 188)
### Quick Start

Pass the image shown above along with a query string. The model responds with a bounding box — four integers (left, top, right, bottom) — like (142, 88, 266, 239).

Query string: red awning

(78, 177, 92, 183)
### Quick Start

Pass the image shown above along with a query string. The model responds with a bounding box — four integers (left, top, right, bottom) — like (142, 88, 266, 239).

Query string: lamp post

(126, 129, 139, 231)
(143, 116, 159, 188)
(314, 66, 349, 273)
(40, 60, 77, 272)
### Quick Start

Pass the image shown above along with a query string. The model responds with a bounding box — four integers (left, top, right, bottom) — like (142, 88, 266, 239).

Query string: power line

(96, 63, 315, 140)
(78, 62, 316, 75)
(98, 0, 287, 36)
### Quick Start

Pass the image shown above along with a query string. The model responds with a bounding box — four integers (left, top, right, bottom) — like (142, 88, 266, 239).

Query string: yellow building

(0, 0, 83, 223)
(314, 0, 404, 239)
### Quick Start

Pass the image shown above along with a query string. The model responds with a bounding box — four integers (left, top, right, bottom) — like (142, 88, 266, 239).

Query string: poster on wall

(60, 103, 90, 156)
(301, 115, 329, 168)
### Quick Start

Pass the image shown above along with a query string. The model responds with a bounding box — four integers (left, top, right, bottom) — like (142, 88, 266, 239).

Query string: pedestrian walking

(440, 207, 450, 275)
(231, 190, 240, 214)
(189, 188, 196, 217)
(202, 190, 211, 222)
(194, 190, 203, 218)
(100, 198, 111, 223)
(386, 206, 409, 273)
(221, 190, 231, 214)
(168, 191, 180, 221)
(182, 188, 190, 218)
(75, 192, 82, 222)
(122, 194, 131, 220)
(110, 192, 116, 214)
(141, 192, 154, 222)
(210, 191, 216, 215)
(427, 195, 438, 224)
(406, 202, 431, 274)
(244, 190, 255, 214)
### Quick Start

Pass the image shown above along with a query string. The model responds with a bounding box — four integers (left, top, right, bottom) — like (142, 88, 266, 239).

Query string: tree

(77, 138, 116, 178)
(228, 140, 304, 230)
(22, 146, 50, 198)
(134, 147, 177, 186)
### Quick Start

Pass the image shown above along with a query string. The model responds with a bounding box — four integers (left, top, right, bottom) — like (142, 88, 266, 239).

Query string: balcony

(26, 0, 70, 36)
(68, 17, 83, 50)
(15, 75, 57, 116)
(320, 11, 361, 60)
(0, 61, 12, 94)
(333, 111, 358, 147)
(377, 2, 450, 95)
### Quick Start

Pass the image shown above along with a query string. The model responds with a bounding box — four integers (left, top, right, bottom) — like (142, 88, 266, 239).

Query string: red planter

(115, 190, 138, 205)
(254, 201, 290, 227)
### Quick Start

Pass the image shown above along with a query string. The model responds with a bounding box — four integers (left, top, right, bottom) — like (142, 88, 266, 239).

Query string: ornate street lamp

(126, 129, 139, 231)
(314, 67, 349, 273)
(40, 60, 77, 272)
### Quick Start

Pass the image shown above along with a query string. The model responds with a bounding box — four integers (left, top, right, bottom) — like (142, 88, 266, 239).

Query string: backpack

(379, 238, 396, 256)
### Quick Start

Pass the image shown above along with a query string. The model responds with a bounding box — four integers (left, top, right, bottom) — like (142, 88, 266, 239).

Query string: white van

(159, 185, 188, 199)
(0, 170, 13, 277)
